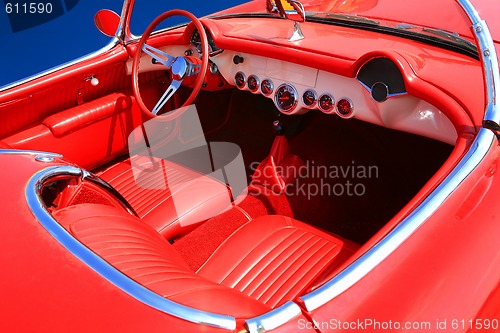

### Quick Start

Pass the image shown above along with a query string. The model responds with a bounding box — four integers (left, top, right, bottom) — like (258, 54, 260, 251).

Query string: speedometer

(275, 84, 298, 113)
(189, 28, 222, 56)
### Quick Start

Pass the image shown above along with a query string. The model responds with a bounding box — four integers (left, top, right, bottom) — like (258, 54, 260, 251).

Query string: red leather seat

(97, 155, 232, 239)
(54, 204, 358, 317)
(197, 215, 358, 308)
(53, 204, 271, 318)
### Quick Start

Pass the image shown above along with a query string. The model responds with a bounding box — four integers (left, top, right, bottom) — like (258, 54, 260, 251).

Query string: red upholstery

(53, 204, 358, 317)
(42, 93, 133, 138)
(53, 204, 271, 318)
(197, 215, 359, 308)
(98, 155, 232, 239)
(252, 136, 305, 193)
(0, 141, 11, 149)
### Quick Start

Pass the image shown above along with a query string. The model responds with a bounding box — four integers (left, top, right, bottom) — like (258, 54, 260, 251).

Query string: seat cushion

(98, 155, 232, 239)
(53, 204, 271, 318)
(197, 215, 359, 308)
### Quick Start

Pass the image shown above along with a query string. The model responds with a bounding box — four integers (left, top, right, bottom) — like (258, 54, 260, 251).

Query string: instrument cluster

(233, 71, 354, 118)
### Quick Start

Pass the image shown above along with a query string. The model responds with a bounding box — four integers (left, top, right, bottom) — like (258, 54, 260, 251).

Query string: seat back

(53, 204, 270, 318)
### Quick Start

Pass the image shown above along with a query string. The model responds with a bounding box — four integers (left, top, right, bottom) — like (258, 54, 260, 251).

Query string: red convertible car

(1, 0, 499, 332)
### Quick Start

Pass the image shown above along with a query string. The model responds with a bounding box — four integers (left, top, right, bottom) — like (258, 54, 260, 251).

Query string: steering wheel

(132, 10, 209, 118)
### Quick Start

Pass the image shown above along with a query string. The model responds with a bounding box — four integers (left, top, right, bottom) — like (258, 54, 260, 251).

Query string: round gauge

(234, 72, 246, 89)
(261, 79, 274, 96)
(275, 84, 298, 113)
(247, 75, 259, 92)
(302, 89, 317, 108)
(190, 28, 218, 55)
(336, 98, 354, 118)
(318, 93, 335, 113)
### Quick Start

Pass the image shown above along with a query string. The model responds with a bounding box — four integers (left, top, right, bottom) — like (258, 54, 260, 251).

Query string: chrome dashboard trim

(301, 0, 499, 312)
(26, 165, 237, 330)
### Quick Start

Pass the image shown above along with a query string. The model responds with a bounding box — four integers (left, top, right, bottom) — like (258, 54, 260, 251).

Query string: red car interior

(53, 201, 357, 317)
(0, 3, 491, 328)
(96, 155, 232, 238)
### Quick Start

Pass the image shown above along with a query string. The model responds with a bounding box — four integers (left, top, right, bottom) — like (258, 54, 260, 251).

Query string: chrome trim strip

(457, 0, 500, 127)
(0, 149, 62, 158)
(358, 81, 407, 101)
(301, 128, 495, 311)
(245, 301, 302, 333)
(302, 0, 499, 311)
(81, 170, 139, 218)
(26, 166, 236, 330)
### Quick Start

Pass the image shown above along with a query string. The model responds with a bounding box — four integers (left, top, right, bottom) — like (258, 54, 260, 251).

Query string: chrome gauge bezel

(302, 89, 318, 108)
(318, 93, 335, 114)
(260, 78, 274, 96)
(275, 83, 299, 113)
(247, 75, 260, 92)
(336, 97, 355, 119)
(234, 71, 246, 89)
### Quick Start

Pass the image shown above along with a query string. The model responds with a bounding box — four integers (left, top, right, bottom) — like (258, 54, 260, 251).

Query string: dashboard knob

(233, 55, 245, 65)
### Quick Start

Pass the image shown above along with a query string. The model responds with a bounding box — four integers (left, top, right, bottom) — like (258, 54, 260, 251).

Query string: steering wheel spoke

(187, 62, 201, 77)
(152, 79, 183, 115)
(142, 43, 176, 68)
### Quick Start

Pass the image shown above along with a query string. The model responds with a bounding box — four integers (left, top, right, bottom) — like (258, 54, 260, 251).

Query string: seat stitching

(260, 240, 336, 306)
(238, 232, 315, 295)
(215, 228, 300, 284)
(223, 229, 304, 287)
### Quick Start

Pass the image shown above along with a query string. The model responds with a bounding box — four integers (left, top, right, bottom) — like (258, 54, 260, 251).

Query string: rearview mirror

(267, 0, 305, 23)
(266, 0, 305, 41)
(94, 9, 120, 37)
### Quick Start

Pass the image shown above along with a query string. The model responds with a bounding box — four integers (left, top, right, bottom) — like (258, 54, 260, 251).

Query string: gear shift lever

(251, 119, 305, 193)
(273, 120, 285, 136)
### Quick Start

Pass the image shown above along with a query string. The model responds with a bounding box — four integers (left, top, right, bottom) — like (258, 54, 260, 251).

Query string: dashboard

(210, 49, 457, 145)
(129, 24, 459, 146)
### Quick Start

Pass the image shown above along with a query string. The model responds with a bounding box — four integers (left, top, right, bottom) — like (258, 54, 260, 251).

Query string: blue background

(0, 0, 247, 88)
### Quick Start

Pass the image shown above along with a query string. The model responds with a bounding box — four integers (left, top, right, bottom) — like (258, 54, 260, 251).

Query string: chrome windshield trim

(302, 0, 500, 311)
(456, 0, 500, 128)
(26, 166, 236, 330)
(245, 301, 302, 333)
(301, 128, 495, 311)
(0, 38, 120, 92)
(0, 0, 132, 92)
